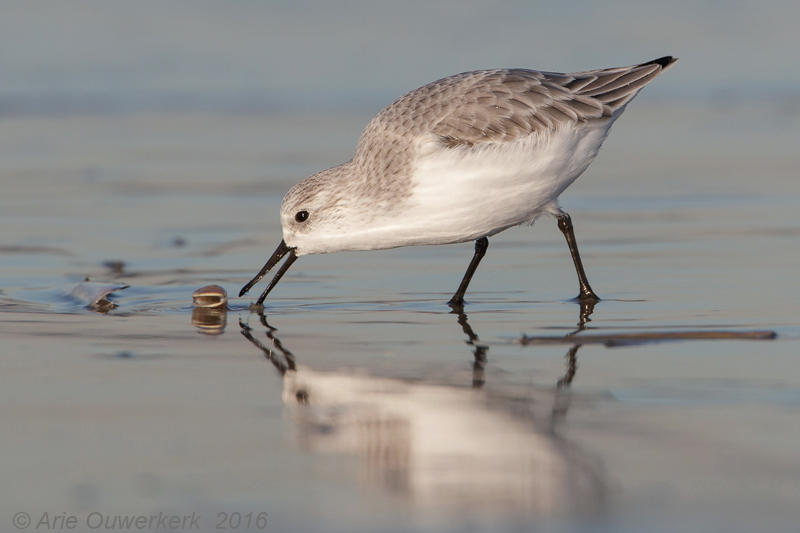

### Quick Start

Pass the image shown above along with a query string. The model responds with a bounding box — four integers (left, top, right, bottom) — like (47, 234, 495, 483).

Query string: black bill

(239, 240, 298, 305)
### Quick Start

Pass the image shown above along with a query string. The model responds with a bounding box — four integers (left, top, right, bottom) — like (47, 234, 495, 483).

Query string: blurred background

(2, 0, 798, 112)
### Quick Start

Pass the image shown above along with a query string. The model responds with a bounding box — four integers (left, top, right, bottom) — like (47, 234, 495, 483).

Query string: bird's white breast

(289, 118, 617, 255)
(392, 119, 615, 247)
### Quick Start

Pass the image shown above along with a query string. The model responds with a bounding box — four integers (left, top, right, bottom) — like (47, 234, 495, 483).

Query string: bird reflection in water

(239, 303, 604, 517)
(448, 298, 594, 391)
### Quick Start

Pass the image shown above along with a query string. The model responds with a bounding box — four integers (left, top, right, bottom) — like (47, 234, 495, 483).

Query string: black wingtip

(645, 56, 677, 68)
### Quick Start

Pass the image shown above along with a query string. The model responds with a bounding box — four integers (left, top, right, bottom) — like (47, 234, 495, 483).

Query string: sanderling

(240, 56, 677, 306)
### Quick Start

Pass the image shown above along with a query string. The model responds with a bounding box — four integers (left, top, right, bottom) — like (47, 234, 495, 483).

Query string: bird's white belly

(293, 120, 616, 254)
(398, 121, 613, 246)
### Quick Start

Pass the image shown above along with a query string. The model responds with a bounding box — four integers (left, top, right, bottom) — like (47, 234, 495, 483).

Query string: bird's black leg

(448, 237, 489, 306)
(556, 212, 599, 301)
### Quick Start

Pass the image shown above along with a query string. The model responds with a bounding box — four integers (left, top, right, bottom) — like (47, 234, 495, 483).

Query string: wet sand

(1, 102, 799, 532)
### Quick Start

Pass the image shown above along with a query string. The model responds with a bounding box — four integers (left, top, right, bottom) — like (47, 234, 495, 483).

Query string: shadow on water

(238, 303, 607, 518)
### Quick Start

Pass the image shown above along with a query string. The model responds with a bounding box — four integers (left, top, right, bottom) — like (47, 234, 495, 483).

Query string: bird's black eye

(296, 389, 309, 404)
(295, 211, 309, 223)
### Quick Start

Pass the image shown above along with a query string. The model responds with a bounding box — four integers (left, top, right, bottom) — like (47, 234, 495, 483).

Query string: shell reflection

(191, 307, 228, 336)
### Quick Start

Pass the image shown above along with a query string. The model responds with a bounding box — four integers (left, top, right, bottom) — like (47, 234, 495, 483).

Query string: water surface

(1, 98, 799, 533)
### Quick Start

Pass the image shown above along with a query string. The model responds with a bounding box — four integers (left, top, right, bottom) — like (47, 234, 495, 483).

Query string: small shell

(64, 281, 130, 308)
(192, 285, 228, 308)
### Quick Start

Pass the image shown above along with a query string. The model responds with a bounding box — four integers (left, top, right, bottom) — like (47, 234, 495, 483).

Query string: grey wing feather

(369, 56, 677, 147)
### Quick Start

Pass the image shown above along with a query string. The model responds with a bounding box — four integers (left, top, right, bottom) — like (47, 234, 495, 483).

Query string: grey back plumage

(359, 56, 677, 147)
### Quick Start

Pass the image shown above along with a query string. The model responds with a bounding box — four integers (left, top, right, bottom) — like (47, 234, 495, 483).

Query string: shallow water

(2, 100, 800, 533)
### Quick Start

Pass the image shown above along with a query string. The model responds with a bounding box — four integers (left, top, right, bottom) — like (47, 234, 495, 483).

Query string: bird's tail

(568, 56, 678, 113)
